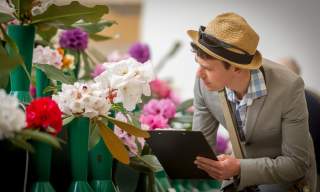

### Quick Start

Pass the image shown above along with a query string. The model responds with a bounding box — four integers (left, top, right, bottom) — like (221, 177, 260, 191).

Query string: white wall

(141, 0, 320, 99)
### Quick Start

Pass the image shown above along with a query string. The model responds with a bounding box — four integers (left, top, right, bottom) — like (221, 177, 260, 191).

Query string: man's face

(195, 56, 235, 91)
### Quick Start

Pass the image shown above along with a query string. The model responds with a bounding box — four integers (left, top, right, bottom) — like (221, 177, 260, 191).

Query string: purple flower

(59, 28, 88, 51)
(128, 42, 150, 63)
(91, 64, 106, 78)
(215, 134, 229, 154)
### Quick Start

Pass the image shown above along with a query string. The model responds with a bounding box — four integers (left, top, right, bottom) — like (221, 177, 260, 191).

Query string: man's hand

(194, 154, 240, 181)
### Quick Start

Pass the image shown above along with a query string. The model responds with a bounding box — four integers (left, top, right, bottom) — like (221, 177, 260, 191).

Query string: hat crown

(205, 12, 259, 55)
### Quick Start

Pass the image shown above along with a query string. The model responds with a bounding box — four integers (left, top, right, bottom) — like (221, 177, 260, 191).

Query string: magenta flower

(215, 135, 228, 153)
(139, 114, 168, 130)
(150, 79, 171, 98)
(140, 98, 176, 129)
(114, 113, 145, 156)
(59, 28, 88, 51)
(91, 64, 106, 78)
(29, 84, 36, 98)
(142, 99, 176, 119)
(128, 42, 150, 63)
(159, 99, 176, 119)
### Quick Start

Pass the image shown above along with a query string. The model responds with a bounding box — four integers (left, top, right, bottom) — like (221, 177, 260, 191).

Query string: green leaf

(43, 85, 57, 94)
(34, 64, 76, 84)
(89, 34, 113, 41)
(139, 155, 163, 172)
(171, 115, 193, 124)
(31, 2, 109, 26)
(88, 47, 107, 63)
(129, 157, 154, 173)
(0, 25, 31, 81)
(0, 44, 20, 72)
(0, 13, 15, 23)
(88, 120, 100, 150)
(176, 98, 194, 112)
(36, 24, 58, 42)
(0, 72, 9, 89)
(80, 51, 92, 79)
(63, 116, 75, 126)
(9, 137, 35, 153)
(97, 120, 130, 164)
(19, 129, 61, 149)
(74, 20, 117, 34)
(101, 115, 150, 138)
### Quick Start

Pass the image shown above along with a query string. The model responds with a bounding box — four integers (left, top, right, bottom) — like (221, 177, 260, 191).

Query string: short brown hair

(190, 42, 231, 70)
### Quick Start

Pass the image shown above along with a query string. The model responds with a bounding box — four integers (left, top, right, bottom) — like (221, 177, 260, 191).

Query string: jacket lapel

(244, 92, 266, 143)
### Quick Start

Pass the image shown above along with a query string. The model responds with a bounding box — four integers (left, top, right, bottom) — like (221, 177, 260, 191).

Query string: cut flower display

(94, 57, 154, 111)
(0, 90, 26, 139)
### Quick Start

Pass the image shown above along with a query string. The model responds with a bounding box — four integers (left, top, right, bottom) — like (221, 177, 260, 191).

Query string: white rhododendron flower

(0, 90, 26, 140)
(94, 58, 154, 111)
(53, 0, 108, 7)
(52, 82, 111, 118)
(31, 0, 54, 16)
(33, 45, 63, 68)
(0, 1, 15, 16)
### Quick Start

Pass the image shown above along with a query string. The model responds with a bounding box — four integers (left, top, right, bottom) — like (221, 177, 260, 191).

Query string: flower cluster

(128, 42, 150, 63)
(139, 99, 176, 130)
(114, 113, 145, 156)
(0, 90, 25, 139)
(33, 45, 63, 68)
(31, 0, 54, 16)
(26, 97, 62, 135)
(150, 79, 180, 105)
(59, 28, 88, 51)
(94, 58, 154, 111)
(53, 82, 111, 118)
(0, 1, 15, 16)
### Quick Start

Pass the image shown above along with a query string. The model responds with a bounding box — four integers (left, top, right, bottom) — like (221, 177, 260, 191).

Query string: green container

(68, 117, 94, 192)
(7, 24, 35, 104)
(36, 69, 51, 97)
(31, 142, 55, 192)
(89, 110, 117, 192)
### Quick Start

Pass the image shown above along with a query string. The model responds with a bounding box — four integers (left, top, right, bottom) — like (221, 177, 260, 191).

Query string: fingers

(217, 154, 227, 161)
(197, 163, 224, 181)
(195, 156, 221, 169)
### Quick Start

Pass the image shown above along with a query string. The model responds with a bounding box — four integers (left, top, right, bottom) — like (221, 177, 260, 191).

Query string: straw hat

(187, 12, 262, 69)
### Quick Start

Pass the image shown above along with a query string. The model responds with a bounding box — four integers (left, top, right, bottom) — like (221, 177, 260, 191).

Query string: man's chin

(204, 84, 224, 92)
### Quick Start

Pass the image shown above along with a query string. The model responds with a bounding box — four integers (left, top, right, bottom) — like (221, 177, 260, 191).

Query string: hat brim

(187, 30, 262, 70)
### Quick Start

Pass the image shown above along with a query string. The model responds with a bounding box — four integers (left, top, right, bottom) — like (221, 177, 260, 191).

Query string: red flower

(26, 97, 62, 135)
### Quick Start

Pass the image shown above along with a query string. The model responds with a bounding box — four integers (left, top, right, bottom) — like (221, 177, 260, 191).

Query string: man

(278, 57, 320, 192)
(188, 12, 317, 191)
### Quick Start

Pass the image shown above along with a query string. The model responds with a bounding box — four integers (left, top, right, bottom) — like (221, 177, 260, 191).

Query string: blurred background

(98, 0, 320, 99)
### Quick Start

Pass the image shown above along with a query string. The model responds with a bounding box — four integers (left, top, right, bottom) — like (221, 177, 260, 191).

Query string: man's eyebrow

(199, 63, 211, 70)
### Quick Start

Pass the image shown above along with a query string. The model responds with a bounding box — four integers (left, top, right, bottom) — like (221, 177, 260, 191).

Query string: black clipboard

(146, 130, 217, 179)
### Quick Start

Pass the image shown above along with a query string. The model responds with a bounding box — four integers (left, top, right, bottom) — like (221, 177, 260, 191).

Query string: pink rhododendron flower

(142, 99, 176, 119)
(139, 114, 168, 130)
(150, 79, 171, 98)
(114, 113, 145, 156)
(91, 64, 106, 78)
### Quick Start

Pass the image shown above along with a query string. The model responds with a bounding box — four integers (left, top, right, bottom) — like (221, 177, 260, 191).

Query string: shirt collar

(225, 69, 267, 106)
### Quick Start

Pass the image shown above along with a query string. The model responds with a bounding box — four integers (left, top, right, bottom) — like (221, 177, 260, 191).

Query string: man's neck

(228, 71, 251, 100)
